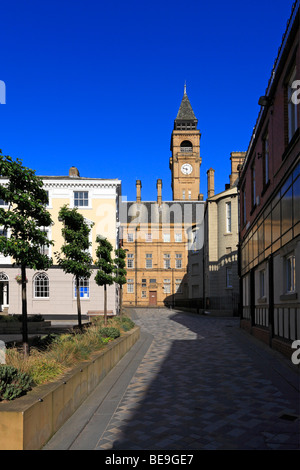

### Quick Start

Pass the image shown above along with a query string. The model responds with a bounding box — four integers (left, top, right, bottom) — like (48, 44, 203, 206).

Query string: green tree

(94, 236, 114, 326)
(0, 152, 53, 356)
(55, 205, 93, 330)
(114, 247, 127, 317)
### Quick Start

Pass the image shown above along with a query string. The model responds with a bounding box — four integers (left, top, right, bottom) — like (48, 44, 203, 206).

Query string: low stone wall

(0, 321, 51, 334)
(0, 326, 140, 450)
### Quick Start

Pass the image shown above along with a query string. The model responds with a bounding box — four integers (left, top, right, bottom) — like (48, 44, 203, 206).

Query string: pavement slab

(43, 308, 300, 451)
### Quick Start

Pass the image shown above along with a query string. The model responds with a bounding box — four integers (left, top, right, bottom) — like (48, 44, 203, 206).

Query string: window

(74, 277, 90, 298)
(149, 278, 156, 284)
(251, 165, 256, 207)
(39, 227, 51, 257)
(180, 140, 193, 152)
(175, 279, 182, 293)
(146, 253, 152, 268)
(188, 190, 191, 200)
(145, 233, 152, 242)
(74, 191, 89, 207)
(192, 263, 199, 275)
(288, 67, 298, 142)
(34, 272, 49, 298)
(242, 186, 246, 225)
(127, 279, 134, 293)
(127, 233, 134, 242)
(127, 253, 134, 268)
(163, 233, 170, 242)
(226, 267, 232, 288)
(164, 253, 171, 269)
(182, 190, 185, 200)
(286, 255, 296, 293)
(141, 291, 147, 298)
(192, 285, 199, 298)
(163, 279, 171, 294)
(226, 202, 231, 233)
(0, 199, 8, 206)
(175, 253, 182, 269)
(175, 233, 182, 242)
(259, 270, 265, 298)
(141, 278, 147, 288)
(262, 132, 269, 186)
(44, 190, 50, 207)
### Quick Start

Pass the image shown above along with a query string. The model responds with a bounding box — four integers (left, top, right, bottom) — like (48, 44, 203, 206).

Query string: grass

(4, 316, 135, 387)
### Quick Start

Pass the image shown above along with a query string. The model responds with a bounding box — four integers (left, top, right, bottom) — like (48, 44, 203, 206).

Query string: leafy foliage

(55, 205, 94, 328)
(55, 205, 93, 278)
(94, 236, 114, 286)
(114, 247, 127, 285)
(98, 326, 120, 339)
(0, 151, 53, 270)
(0, 365, 33, 401)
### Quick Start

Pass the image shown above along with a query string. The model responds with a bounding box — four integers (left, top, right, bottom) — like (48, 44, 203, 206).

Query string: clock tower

(170, 85, 201, 200)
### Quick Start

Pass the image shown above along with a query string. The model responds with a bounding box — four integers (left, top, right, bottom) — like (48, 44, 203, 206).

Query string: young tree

(114, 247, 127, 317)
(0, 152, 53, 356)
(94, 236, 114, 326)
(55, 205, 93, 330)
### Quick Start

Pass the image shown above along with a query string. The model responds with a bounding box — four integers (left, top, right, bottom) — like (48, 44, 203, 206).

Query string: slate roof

(175, 90, 197, 122)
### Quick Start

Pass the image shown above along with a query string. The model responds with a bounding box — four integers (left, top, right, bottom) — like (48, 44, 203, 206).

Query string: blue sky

(0, 0, 296, 201)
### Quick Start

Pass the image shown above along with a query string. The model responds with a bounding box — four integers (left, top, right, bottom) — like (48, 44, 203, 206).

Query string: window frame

(226, 201, 232, 233)
(74, 276, 90, 299)
(34, 272, 50, 299)
(73, 191, 89, 208)
(127, 253, 134, 269)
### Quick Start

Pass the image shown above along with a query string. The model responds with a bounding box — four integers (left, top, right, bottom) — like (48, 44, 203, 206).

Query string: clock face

(181, 163, 193, 175)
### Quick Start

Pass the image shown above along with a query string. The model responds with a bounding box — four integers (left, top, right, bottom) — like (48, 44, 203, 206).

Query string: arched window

(34, 272, 49, 298)
(74, 277, 90, 299)
(0, 272, 9, 281)
(180, 140, 193, 152)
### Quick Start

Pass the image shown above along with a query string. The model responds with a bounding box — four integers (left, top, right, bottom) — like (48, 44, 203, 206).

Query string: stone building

(202, 152, 245, 316)
(121, 86, 205, 308)
(0, 167, 121, 318)
(238, 0, 300, 356)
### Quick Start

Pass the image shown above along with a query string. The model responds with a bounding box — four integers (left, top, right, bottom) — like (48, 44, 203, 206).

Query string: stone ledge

(0, 325, 140, 450)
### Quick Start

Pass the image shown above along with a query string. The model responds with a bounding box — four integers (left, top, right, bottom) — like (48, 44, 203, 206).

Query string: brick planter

(0, 326, 140, 450)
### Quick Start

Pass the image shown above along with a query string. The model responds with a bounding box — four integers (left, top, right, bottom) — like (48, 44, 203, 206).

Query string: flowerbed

(0, 316, 135, 400)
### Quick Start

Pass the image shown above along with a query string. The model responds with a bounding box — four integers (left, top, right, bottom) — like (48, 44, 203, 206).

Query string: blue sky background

(0, 0, 296, 201)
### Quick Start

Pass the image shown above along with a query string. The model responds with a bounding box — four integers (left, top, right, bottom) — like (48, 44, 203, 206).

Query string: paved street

(44, 308, 300, 450)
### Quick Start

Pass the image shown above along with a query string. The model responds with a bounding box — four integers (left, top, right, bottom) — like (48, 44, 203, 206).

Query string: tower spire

(184, 81, 187, 95)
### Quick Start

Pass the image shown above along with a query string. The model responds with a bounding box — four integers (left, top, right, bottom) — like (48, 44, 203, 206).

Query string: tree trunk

(104, 284, 107, 326)
(76, 276, 82, 330)
(119, 284, 123, 318)
(21, 264, 29, 357)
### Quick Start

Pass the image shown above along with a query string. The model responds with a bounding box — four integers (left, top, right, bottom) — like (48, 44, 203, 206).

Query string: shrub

(98, 326, 120, 339)
(0, 365, 33, 401)
(120, 317, 135, 331)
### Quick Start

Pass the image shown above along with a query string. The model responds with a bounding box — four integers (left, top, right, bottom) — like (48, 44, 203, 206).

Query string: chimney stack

(207, 168, 215, 198)
(136, 180, 142, 203)
(157, 179, 162, 205)
(230, 152, 246, 187)
(69, 166, 80, 177)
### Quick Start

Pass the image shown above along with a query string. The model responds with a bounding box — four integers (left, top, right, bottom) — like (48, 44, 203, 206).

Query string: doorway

(0, 272, 9, 312)
(149, 291, 157, 306)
